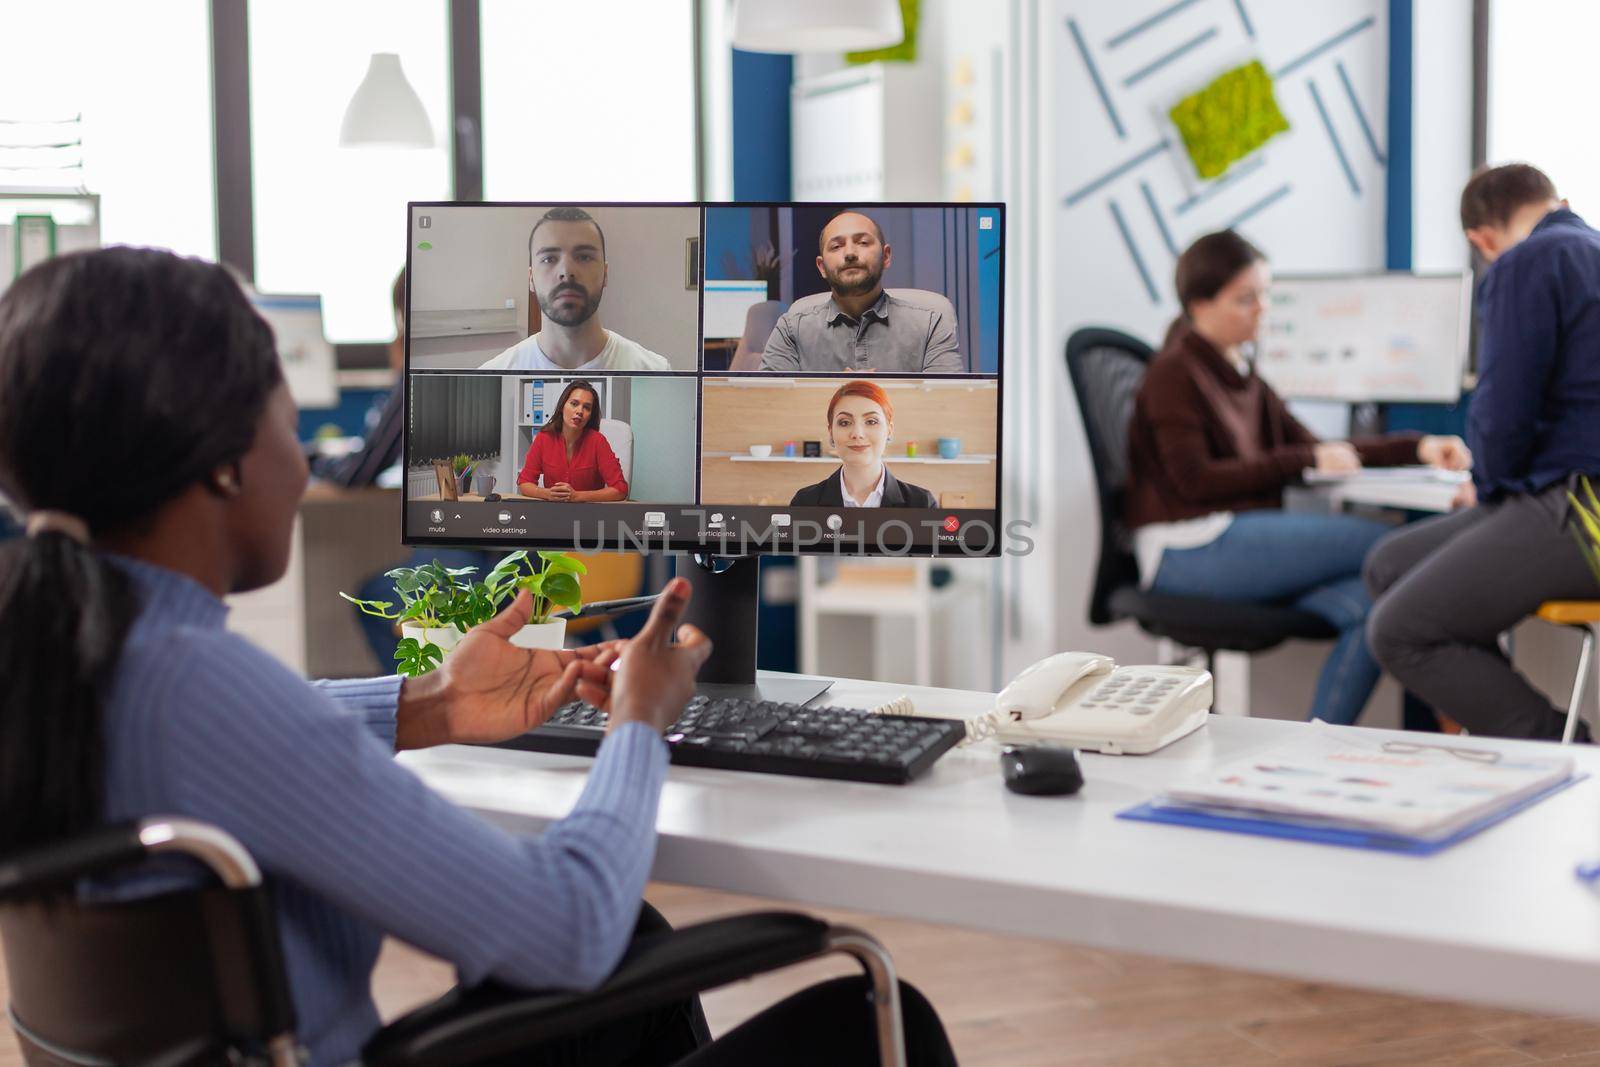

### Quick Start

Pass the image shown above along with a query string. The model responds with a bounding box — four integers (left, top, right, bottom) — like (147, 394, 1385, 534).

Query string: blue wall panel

(732, 50, 793, 202)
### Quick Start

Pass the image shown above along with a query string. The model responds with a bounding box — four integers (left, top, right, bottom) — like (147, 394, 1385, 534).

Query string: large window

(249, 0, 452, 342)
(480, 0, 697, 201)
(0, 0, 215, 259)
(1488, 0, 1600, 216)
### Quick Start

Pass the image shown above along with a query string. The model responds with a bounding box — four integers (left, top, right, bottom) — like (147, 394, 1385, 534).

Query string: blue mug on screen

(937, 437, 961, 459)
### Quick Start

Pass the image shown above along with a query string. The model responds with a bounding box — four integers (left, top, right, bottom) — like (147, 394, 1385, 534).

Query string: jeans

(1149, 511, 1394, 725)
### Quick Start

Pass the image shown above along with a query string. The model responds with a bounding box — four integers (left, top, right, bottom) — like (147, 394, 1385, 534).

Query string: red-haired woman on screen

(789, 380, 936, 508)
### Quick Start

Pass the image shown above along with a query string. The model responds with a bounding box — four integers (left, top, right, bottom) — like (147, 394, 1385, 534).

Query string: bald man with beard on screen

(760, 209, 962, 374)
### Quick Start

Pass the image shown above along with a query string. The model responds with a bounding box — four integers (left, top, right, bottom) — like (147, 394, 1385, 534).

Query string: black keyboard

(494, 695, 967, 785)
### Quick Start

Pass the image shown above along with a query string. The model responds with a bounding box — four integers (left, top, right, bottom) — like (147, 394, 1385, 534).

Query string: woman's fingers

(635, 578, 691, 647)
(674, 624, 713, 671)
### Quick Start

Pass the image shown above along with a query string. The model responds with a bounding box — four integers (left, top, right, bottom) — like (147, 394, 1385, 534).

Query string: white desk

(1308, 471, 1461, 514)
(400, 673, 1600, 1019)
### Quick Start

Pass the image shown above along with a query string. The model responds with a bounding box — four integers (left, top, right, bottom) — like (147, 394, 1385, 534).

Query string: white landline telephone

(987, 652, 1212, 755)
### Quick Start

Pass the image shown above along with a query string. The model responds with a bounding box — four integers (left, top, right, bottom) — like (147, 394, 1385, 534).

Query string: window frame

(211, 0, 483, 368)
(210, 0, 702, 367)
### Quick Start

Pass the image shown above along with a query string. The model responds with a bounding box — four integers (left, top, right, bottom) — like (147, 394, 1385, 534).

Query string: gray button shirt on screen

(759, 290, 963, 373)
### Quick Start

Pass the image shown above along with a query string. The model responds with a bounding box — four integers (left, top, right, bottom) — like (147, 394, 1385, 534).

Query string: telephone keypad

(1085, 669, 1198, 714)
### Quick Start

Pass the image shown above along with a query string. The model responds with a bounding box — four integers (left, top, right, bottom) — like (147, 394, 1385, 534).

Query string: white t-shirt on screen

(479, 330, 672, 372)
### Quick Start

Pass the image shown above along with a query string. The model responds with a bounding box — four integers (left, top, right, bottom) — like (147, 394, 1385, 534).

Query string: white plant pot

(510, 619, 567, 650)
(401, 623, 463, 652)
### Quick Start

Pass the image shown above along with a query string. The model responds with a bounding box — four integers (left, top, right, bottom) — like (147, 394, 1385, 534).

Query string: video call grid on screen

(402, 201, 1005, 557)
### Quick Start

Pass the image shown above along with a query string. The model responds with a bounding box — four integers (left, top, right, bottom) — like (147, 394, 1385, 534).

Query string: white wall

(1054, 0, 1388, 347)
(1413, 0, 1473, 273)
(999, 0, 1072, 686)
(409, 205, 701, 370)
(627, 376, 699, 503)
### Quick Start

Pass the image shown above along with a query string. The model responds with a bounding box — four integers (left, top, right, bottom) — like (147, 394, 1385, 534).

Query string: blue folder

(1118, 773, 1586, 856)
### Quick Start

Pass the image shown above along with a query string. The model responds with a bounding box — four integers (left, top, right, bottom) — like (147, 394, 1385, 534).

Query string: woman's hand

(1313, 441, 1362, 475)
(546, 482, 575, 502)
(606, 577, 712, 735)
(1451, 480, 1478, 510)
(1418, 434, 1472, 471)
(395, 590, 617, 750)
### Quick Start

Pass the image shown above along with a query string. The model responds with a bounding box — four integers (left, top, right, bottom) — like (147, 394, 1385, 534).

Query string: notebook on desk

(1119, 723, 1579, 855)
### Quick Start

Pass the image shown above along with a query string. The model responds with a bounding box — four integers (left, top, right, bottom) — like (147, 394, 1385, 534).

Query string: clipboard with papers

(1119, 723, 1582, 855)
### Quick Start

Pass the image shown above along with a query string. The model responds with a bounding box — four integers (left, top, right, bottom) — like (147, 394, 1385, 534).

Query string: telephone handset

(990, 652, 1212, 755)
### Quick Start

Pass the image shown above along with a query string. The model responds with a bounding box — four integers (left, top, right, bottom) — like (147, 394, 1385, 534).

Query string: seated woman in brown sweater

(1124, 231, 1470, 725)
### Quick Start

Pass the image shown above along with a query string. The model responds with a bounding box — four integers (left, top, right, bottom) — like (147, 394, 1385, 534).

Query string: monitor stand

(679, 553, 833, 707)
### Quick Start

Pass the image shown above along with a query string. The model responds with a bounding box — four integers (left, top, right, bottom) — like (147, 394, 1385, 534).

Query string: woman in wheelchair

(0, 249, 956, 1066)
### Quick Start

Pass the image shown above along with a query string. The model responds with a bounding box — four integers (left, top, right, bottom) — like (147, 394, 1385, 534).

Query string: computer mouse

(1000, 745, 1083, 796)
(483, 492, 502, 502)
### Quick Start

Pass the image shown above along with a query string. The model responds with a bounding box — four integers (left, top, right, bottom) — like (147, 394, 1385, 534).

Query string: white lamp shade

(339, 53, 434, 148)
(731, 0, 904, 53)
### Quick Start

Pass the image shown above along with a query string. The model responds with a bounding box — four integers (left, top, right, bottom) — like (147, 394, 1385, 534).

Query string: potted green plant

(340, 551, 588, 674)
(1570, 477, 1600, 584)
(451, 454, 476, 497)
(483, 550, 587, 650)
(341, 560, 500, 676)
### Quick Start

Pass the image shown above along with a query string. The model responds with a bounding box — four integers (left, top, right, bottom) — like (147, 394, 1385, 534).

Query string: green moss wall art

(1169, 60, 1290, 180)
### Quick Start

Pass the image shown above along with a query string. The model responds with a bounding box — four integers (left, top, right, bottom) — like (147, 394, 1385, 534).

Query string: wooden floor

(7, 882, 1600, 1066)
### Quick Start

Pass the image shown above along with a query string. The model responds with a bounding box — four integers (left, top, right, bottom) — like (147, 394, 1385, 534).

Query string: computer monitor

(701, 278, 769, 342)
(402, 201, 1005, 700)
(249, 292, 338, 409)
(1256, 272, 1471, 403)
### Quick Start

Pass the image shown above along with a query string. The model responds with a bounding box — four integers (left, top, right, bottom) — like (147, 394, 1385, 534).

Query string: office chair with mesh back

(1065, 327, 1336, 676)
(0, 818, 908, 1067)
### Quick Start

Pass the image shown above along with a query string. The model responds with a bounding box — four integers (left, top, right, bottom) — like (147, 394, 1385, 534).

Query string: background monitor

(1255, 273, 1470, 404)
(702, 278, 770, 341)
(250, 292, 339, 409)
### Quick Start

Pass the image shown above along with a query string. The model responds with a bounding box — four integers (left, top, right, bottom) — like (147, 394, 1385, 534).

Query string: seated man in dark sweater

(1124, 231, 1468, 727)
(1365, 164, 1600, 739)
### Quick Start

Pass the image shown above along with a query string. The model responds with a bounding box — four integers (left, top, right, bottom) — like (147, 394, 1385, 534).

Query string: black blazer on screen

(789, 465, 938, 509)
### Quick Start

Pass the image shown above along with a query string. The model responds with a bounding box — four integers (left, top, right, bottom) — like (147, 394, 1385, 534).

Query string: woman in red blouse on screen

(516, 379, 628, 502)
